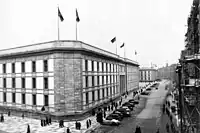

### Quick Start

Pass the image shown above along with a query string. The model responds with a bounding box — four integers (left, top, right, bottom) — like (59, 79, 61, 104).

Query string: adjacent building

(0, 40, 139, 116)
(139, 67, 158, 82)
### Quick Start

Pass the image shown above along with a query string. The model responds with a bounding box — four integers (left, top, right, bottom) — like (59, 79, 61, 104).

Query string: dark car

(122, 104, 134, 111)
(116, 108, 131, 117)
(123, 102, 135, 107)
(106, 114, 123, 121)
(141, 91, 149, 95)
(146, 88, 152, 91)
(112, 111, 124, 118)
(156, 87, 158, 90)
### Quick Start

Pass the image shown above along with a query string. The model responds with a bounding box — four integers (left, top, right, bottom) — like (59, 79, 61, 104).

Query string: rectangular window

(44, 95, 48, 106)
(106, 88, 109, 97)
(110, 64, 112, 72)
(91, 61, 94, 71)
(22, 93, 25, 104)
(106, 75, 108, 84)
(92, 76, 94, 86)
(110, 87, 112, 96)
(92, 91, 95, 102)
(106, 63, 108, 72)
(97, 62, 99, 71)
(32, 78, 36, 88)
(44, 60, 48, 72)
(44, 77, 48, 89)
(110, 75, 112, 83)
(3, 78, 6, 88)
(113, 75, 115, 83)
(113, 86, 115, 94)
(102, 89, 105, 99)
(86, 92, 89, 104)
(97, 76, 99, 86)
(97, 89, 100, 101)
(113, 64, 115, 72)
(22, 78, 25, 88)
(3, 92, 6, 102)
(12, 78, 15, 88)
(12, 93, 15, 103)
(85, 60, 88, 71)
(12, 63, 15, 73)
(21, 62, 25, 73)
(102, 62, 104, 72)
(32, 61, 36, 72)
(102, 76, 104, 85)
(85, 76, 88, 88)
(32, 94, 36, 105)
(3, 64, 6, 73)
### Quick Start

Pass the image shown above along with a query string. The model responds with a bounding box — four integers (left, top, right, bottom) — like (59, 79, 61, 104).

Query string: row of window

(84, 75, 117, 88)
(85, 86, 117, 104)
(2, 77, 48, 89)
(2, 92, 49, 106)
(84, 60, 118, 72)
(2, 60, 48, 73)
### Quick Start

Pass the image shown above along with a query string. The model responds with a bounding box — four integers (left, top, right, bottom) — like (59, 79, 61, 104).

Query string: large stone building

(139, 67, 158, 82)
(0, 40, 139, 116)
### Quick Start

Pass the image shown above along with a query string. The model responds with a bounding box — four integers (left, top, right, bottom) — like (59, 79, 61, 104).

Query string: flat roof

(0, 40, 139, 66)
(139, 67, 157, 71)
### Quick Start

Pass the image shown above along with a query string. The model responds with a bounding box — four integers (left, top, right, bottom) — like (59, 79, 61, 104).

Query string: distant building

(157, 64, 178, 83)
(0, 40, 139, 116)
(139, 67, 158, 82)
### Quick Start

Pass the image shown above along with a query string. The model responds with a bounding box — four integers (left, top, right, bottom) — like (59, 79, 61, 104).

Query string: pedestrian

(89, 119, 91, 126)
(8, 111, 10, 116)
(1, 113, 4, 122)
(66, 127, 70, 133)
(27, 124, 30, 133)
(86, 120, 89, 129)
(75, 121, 78, 129)
(46, 116, 49, 125)
(49, 116, 52, 125)
(103, 110, 106, 118)
(79, 122, 81, 130)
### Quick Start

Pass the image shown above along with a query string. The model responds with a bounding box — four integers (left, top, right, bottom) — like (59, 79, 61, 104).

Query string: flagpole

(76, 21, 77, 40)
(57, 7, 60, 41)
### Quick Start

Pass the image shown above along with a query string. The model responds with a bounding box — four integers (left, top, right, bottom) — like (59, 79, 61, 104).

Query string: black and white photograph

(0, 0, 196, 133)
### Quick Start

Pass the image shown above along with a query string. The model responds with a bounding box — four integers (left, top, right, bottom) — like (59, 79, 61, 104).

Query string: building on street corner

(139, 67, 158, 82)
(0, 40, 139, 117)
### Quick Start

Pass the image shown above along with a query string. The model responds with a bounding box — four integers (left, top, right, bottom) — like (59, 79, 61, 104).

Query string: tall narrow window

(3, 64, 6, 73)
(44, 95, 48, 106)
(3, 92, 6, 102)
(102, 88, 105, 99)
(110, 87, 112, 96)
(92, 91, 95, 102)
(22, 78, 25, 88)
(97, 89, 100, 101)
(106, 63, 108, 72)
(85, 60, 88, 71)
(113, 75, 115, 83)
(32, 61, 36, 72)
(106, 88, 109, 97)
(113, 86, 115, 94)
(32, 94, 36, 105)
(97, 76, 99, 86)
(110, 75, 112, 83)
(22, 93, 25, 104)
(85, 76, 88, 88)
(12, 78, 15, 88)
(91, 61, 94, 71)
(21, 62, 25, 73)
(12, 63, 15, 73)
(106, 75, 108, 84)
(102, 62, 104, 72)
(44, 77, 48, 89)
(102, 76, 104, 85)
(97, 62, 99, 72)
(113, 64, 115, 72)
(110, 64, 112, 72)
(3, 78, 6, 88)
(12, 93, 15, 103)
(92, 76, 94, 86)
(32, 78, 36, 88)
(86, 92, 89, 104)
(44, 60, 48, 72)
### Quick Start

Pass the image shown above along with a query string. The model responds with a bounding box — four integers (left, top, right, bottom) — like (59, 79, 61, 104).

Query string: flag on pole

(120, 43, 124, 48)
(135, 50, 137, 55)
(76, 9, 80, 22)
(58, 7, 64, 22)
(111, 37, 116, 43)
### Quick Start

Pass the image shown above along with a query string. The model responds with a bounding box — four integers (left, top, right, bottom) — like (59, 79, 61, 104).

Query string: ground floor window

(44, 95, 48, 106)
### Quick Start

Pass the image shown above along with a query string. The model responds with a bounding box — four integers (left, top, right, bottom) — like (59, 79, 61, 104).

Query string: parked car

(129, 100, 139, 104)
(146, 88, 152, 91)
(141, 91, 150, 95)
(156, 87, 158, 90)
(116, 108, 131, 117)
(112, 111, 124, 118)
(123, 102, 135, 107)
(122, 104, 134, 111)
(103, 119, 121, 126)
(106, 114, 123, 121)
(120, 106, 131, 112)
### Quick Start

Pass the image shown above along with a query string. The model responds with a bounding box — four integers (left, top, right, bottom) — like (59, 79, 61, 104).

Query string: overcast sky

(0, 0, 192, 67)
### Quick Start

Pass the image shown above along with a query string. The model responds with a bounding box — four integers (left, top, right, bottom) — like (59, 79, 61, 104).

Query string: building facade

(0, 40, 139, 116)
(139, 68, 158, 82)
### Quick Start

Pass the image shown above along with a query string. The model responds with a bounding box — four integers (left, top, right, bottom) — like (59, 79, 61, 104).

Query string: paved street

(93, 80, 173, 133)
